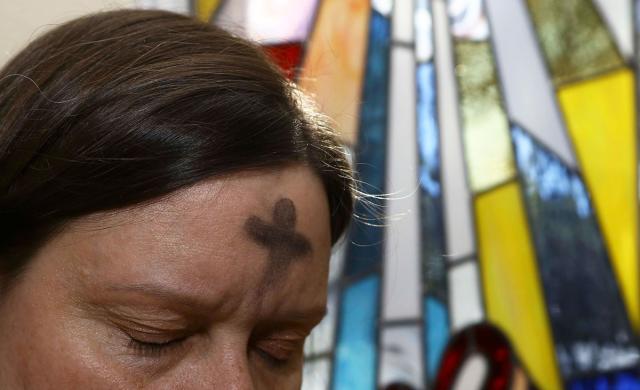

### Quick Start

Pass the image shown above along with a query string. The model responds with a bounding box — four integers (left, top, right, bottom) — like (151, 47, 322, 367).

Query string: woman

(0, 9, 354, 389)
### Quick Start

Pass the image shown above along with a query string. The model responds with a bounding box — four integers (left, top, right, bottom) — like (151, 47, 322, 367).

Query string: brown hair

(0, 9, 354, 279)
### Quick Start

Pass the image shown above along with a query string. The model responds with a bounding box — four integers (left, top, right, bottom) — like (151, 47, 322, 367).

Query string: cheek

(0, 277, 132, 389)
(249, 359, 303, 390)
(0, 282, 310, 390)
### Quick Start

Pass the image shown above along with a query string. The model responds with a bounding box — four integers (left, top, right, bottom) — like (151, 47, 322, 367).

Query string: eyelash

(127, 336, 187, 358)
(257, 348, 291, 368)
(126, 333, 302, 366)
(255, 339, 305, 368)
(255, 347, 291, 367)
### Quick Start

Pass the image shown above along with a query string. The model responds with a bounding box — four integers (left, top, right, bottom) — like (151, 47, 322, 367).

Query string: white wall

(0, 0, 140, 68)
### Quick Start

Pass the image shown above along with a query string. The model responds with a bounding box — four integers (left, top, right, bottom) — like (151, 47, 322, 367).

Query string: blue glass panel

(568, 371, 640, 389)
(512, 126, 639, 379)
(614, 373, 640, 389)
(425, 296, 448, 381)
(344, 9, 391, 277)
(333, 276, 380, 390)
(417, 62, 447, 300)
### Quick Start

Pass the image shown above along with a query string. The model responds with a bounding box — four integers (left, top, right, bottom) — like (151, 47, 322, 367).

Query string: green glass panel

(454, 40, 515, 193)
(526, 0, 624, 85)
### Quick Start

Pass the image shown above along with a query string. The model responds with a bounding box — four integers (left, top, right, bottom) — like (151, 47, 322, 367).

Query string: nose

(214, 348, 254, 390)
(182, 339, 255, 390)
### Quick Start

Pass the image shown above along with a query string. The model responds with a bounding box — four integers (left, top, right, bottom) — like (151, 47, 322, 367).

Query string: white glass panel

(213, 0, 248, 37)
(448, 261, 484, 329)
(593, 0, 633, 59)
(136, 0, 189, 14)
(304, 289, 338, 355)
(379, 326, 424, 389)
(636, 0, 640, 34)
(452, 354, 488, 390)
(247, 0, 317, 44)
(393, 0, 415, 42)
(372, 0, 393, 16)
(304, 241, 344, 355)
(302, 358, 331, 390)
(485, 0, 577, 168)
(383, 46, 422, 320)
(448, 0, 489, 40)
(433, 0, 475, 259)
(415, 0, 434, 62)
(329, 238, 347, 285)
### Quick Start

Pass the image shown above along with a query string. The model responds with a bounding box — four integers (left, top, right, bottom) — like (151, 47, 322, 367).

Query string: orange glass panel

(299, 0, 370, 145)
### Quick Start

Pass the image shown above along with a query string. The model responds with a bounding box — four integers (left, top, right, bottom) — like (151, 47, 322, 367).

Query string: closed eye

(127, 335, 188, 358)
(254, 338, 304, 367)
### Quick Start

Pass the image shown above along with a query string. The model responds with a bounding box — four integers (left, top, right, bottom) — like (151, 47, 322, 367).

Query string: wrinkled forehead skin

(69, 164, 332, 312)
(0, 164, 332, 389)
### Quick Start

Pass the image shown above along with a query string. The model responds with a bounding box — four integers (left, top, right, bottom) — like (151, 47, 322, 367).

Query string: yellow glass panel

(476, 182, 561, 390)
(299, 0, 370, 145)
(558, 68, 639, 331)
(195, 0, 222, 23)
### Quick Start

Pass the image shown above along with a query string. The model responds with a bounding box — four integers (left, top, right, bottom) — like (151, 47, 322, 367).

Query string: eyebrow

(102, 283, 217, 315)
(279, 306, 328, 325)
(102, 283, 328, 324)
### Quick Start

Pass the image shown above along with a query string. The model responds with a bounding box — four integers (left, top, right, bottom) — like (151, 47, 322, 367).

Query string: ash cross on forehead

(244, 198, 312, 277)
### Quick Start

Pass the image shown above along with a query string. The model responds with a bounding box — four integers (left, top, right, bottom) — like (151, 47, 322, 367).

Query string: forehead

(46, 165, 332, 313)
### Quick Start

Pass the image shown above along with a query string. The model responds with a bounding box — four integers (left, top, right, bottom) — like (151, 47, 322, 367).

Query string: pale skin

(0, 165, 332, 389)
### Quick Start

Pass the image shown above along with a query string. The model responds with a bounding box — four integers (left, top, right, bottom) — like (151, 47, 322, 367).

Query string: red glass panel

(263, 43, 304, 80)
(434, 323, 519, 390)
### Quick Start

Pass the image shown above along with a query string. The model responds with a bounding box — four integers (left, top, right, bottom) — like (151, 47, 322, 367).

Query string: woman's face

(0, 165, 332, 389)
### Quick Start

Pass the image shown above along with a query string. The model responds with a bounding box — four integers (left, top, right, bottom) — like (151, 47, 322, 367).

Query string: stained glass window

(185, 0, 640, 387)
